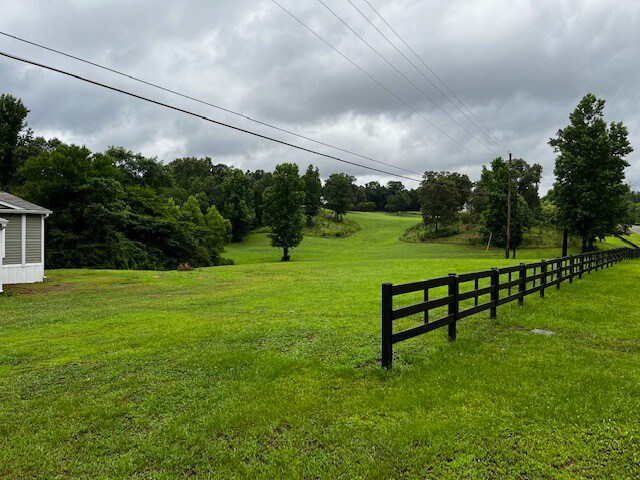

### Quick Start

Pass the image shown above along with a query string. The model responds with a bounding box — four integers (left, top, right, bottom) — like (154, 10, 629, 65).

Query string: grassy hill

(1, 212, 639, 478)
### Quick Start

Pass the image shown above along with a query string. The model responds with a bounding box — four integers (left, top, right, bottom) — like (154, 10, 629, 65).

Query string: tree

(0, 94, 30, 189)
(302, 164, 322, 224)
(262, 163, 305, 261)
(385, 190, 412, 213)
(17, 143, 232, 269)
(384, 181, 411, 213)
(364, 181, 388, 210)
(469, 159, 541, 219)
(419, 171, 472, 232)
(250, 169, 273, 227)
(219, 169, 255, 241)
(513, 158, 542, 214)
(169, 156, 214, 190)
(11, 136, 61, 187)
(108, 146, 173, 190)
(204, 204, 232, 258)
(180, 195, 205, 226)
(324, 173, 356, 220)
(17, 143, 131, 268)
(386, 181, 405, 195)
(549, 93, 633, 252)
(480, 158, 532, 255)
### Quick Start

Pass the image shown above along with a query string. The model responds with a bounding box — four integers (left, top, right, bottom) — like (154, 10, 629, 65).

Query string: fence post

(490, 267, 498, 318)
(579, 253, 584, 279)
(423, 287, 429, 324)
(569, 255, 575, 284)
(556, 257, 561, 290)
(382, 283, 393, 369)
(448, 274, 458, 341)
(540, 260, 547, 298)
(518, 263, 526, 305)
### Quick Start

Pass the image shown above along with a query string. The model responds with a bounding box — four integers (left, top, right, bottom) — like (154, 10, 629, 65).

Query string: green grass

(229, 212, 577, 265)
(1, 212, 639, 478)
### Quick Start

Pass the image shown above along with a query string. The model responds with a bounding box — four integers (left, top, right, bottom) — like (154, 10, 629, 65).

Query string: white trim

(21, 214, 26, 266)
(0, 199, 22, 210)
(1, 262, 43, 268)
(0, 233, 3, 293)
(41, 215, 45, 270)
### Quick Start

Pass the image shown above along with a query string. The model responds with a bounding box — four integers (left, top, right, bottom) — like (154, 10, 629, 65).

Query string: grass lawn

(1, 212, 639, 478)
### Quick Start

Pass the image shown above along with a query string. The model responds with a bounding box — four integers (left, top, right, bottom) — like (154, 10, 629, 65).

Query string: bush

(402, 223, 459, 242)
(304, 210, 360, 238)
(354, 201, 376, 212)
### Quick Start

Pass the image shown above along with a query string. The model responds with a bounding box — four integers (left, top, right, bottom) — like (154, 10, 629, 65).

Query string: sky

(0, 0, 639, 194)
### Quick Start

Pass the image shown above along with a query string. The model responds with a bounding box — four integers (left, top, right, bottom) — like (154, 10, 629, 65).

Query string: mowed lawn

(1, 212, 639, 478)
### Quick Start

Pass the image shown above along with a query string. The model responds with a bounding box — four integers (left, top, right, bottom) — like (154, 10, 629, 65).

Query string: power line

(271, 0, 488, 163)
(345, 0, 507, 154)
(0, 30, 420, 177)
(0, 49, 425, 183)
(315, 0, 502, 157)
(0, 49, 501, 200)
(361, 0, 511, 153)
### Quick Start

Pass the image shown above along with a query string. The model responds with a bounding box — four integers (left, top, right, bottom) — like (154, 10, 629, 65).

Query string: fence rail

(381, 247, 640, 369)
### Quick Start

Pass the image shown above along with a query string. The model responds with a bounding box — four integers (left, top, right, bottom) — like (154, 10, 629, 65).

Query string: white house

(0, 192, 52, 288)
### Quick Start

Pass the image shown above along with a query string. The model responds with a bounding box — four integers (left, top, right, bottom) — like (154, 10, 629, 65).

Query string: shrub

(354, 201, 376, 212)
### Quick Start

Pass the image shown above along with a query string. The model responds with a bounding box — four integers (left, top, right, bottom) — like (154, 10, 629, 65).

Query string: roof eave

(0, 209, 53, 215)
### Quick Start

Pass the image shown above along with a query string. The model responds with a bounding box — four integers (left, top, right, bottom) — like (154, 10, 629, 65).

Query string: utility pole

(505, 152, 512, 259)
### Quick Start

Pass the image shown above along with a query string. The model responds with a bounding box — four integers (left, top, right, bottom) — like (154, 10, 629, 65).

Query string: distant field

(227, 211, 580, 265)
(1, 212, 639, 478)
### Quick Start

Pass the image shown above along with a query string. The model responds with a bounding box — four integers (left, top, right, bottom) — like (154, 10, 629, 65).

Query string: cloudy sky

(1, 0, 638, 193)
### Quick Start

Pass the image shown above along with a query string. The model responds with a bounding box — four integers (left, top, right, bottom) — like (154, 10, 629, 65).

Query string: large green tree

(0, 94, 30, 189)
(262, 163, 305, 261)
(419, 171, 472, 232)
(549, 93, 633, 252)
(323, 173, 356, 220)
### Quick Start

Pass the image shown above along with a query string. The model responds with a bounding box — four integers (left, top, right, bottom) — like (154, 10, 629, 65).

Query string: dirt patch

(3, 281, 72, 296)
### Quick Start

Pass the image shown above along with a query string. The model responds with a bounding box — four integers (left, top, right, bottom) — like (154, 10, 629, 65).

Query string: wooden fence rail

(381, 247, 640, 369)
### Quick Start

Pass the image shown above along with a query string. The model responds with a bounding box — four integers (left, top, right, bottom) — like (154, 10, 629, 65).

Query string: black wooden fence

(381, 247, 640, 369)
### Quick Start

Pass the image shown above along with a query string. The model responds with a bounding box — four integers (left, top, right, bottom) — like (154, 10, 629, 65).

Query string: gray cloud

(1, 0, 638, 193)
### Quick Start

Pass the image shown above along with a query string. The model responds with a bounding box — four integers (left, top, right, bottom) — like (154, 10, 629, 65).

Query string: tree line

(1, 93, 636, 267)
(417, 94, 637, 254)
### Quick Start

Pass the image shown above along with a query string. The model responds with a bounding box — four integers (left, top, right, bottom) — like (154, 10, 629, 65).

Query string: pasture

(1, 212, 639, 478)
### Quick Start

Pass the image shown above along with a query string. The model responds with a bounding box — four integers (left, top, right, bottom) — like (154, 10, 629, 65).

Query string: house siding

(26, 215, 42, 263)
(3, 213, 22, 265)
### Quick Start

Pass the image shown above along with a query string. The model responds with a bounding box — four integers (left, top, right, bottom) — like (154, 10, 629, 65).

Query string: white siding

(0, 227, 4, 293)
(2, 264, 44, 284)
